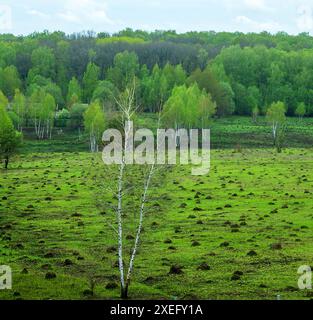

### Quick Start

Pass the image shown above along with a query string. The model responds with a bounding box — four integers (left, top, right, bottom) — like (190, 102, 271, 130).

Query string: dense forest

(1, 28, 313, 137)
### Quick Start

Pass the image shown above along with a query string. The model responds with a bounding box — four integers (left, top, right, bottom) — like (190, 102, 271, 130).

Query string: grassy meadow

(1, 116, 313, 300)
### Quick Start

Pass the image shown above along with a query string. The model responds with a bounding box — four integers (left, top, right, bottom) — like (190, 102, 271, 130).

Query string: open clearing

(1, 148, 313, 300)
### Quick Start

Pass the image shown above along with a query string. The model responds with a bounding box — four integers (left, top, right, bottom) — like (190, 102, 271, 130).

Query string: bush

(68, 104, 88, 129)
(55, 108, 70, 128)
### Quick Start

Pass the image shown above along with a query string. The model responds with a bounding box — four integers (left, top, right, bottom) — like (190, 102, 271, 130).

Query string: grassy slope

(1, 147, 313, 300)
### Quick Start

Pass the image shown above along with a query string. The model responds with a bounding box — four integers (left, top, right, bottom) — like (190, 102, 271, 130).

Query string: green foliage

(0, 104, 22, 168)
(217, 82, 236, 117)
(44, 82, 64, 107)
(0, 43, 16, 68)
(0, 90, 8, 108)
(162, 84, 216, 129)
(232, 83, 258, 116)
(83, 101, 106, 152)
(28, 46, 56, 83)
(266, 101, 287, 153)
(91, 80, 117, 110)
(67, 77, 82, 107)
(29, 87, 46, 122)
(82, 63, 100, 103)
(187, 67, 234, 117)
(96, 36, 146, 45)
(141, 63, 187, 113)
(266, 101, 287, 123)
(27, 75, 63, 107)
(55, 40, 70, 96)
(68, 103, 88, 129)
(55, 108, 70, 128)
(252, 106, 259, 123)
(107, 51, 139, 91)
(0, 65, 22, 99)
(12, 89, 26, 131)
(295, 102, 306, 119)
(0, 30, 313, 117)
(141, 64, 167, 112)
(29, 88, 56, 139)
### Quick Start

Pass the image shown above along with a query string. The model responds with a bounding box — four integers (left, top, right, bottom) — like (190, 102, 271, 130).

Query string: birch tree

(83, 101, 106, 152)
(29, 89, 56, 139)
(162, 84, 216, 130)
(12, 89, 26, 132)
(114, 84, 138, 298)
(42, 93, 56, 139)
(67, 77, 82, 108)
(252, 106, 259, 123)
(295, 102, 306, 120)
(97, 81, 161, 299)
(266, 101, 286, 153)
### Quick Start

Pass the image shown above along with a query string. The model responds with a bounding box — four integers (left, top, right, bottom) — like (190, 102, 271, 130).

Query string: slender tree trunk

(121, 285, 128, 299)
(34, 118, 38, 138)
(117, 119, 132, 299)
(272, 123, 277, 148)
(117, 160, 126, 297)
(4, 156, 9, 169)
(111, 81, 141, 299)
(125, 164, 155, 292)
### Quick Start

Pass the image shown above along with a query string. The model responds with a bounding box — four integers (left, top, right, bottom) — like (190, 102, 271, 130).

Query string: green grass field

(18, 116, 313, 154)
(1, 142, 313, 300)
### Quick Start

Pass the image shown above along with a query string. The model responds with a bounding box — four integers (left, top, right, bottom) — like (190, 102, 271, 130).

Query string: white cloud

(27, 9, 50, 19)
(235, 15, 281, 32)
(222, 0, 274, 13)
(57, 0, 114, 25)
(57, 11, 80, 23)
(244, 0, 268, 10)
(297, 5, 313, 31)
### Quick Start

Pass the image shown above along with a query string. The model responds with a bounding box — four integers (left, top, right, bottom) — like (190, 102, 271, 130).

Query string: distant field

(1, 149, 313, 300)
(19, 116, 313, 154)
(210, 117, 313, 149)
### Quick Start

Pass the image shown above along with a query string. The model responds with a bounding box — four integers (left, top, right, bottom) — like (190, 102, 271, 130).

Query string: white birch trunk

(125, 163, 155, 287)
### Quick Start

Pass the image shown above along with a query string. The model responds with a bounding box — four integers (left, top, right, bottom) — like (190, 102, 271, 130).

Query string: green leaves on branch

(12, 89, 26, 131)
(162, 84, 216, 129)
(295, 102, 306, 119)
(83, 101, 106, 152)
(0, 65, 21, 99)
(107, 51, 139, 92)
(67, 77, 82, 107)
(187, 67, 235, 117)
(29, 88, 56, 139)
(0, 102, 22, 169)
(141, 63, 187, 113)
(266, 101, 287, 153)
(83, 62, 100, 103)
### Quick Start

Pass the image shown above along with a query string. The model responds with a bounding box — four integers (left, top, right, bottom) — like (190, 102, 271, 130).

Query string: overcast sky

(0, 0, 313, 35)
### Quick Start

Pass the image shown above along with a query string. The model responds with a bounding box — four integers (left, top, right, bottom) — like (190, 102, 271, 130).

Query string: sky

(0, 0, 313, 35)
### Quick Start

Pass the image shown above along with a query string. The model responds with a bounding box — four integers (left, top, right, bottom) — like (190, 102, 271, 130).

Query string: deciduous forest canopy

(1, 28, 313, 123)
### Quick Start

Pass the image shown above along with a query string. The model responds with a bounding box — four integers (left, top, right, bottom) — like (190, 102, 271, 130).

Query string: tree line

(0, 29, 312, 161)
(0, 30, 313, 118)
